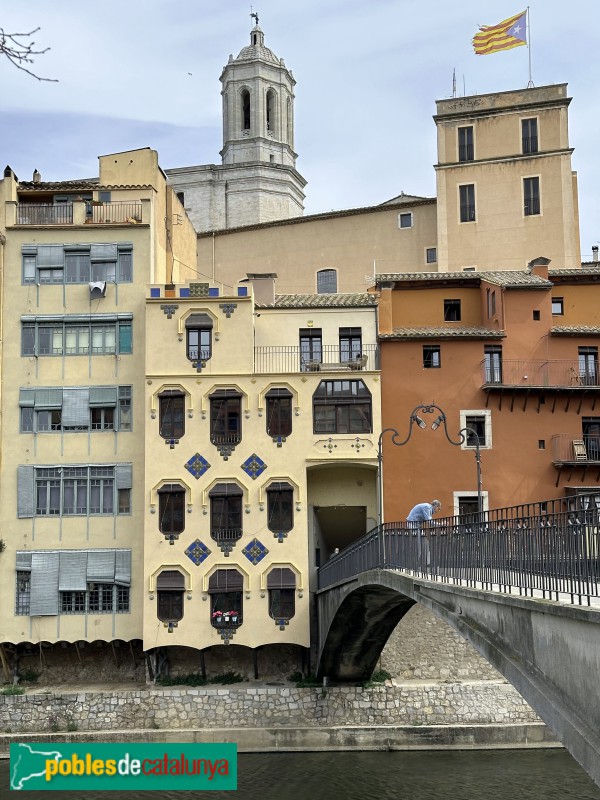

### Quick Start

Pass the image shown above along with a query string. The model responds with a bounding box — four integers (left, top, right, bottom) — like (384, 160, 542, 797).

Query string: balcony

(551, 434, 600, 486)
(255, 344, 379, 374)
(12, 200, 145, 226)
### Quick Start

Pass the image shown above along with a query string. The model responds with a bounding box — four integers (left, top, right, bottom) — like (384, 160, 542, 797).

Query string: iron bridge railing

(318, 493, 600, 605)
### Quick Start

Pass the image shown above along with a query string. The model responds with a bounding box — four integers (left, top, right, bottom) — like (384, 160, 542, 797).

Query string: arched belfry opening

(241, 89, 251, 132)
(266, 89, 277, 136)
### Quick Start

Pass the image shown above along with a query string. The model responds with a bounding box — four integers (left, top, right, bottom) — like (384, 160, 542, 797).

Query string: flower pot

(224, 615, 230, 622)
(231, 616, 238, 623)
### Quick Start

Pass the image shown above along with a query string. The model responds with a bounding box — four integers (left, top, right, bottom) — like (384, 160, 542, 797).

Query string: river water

(2, 749, 600, 799)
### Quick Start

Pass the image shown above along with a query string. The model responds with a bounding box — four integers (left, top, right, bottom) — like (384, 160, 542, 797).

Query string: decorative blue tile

(274, 531, 288, 543)
(150, 287, 161, 298)
(242, 538, 269, 565)
(237, 286, 248, 297)
(185, 453, 211, 479)
(208, 287, 220, 297)
(179, 288, 190, 297)
(241, 453, 267, 480)
(185, 539, 211, 566)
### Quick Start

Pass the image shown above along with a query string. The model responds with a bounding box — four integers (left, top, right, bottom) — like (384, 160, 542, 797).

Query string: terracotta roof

(376, 270, 551, 288)
(18, 181, 152, 191)
(257, 293, 377, 309)
(551, 326, 600, 336)
(379, 326, 505, 340)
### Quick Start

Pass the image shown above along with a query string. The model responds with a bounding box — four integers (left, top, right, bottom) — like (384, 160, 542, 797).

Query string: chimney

(592, 246, 599, 263)
(527, 256, 551, 279)
(243, 273, 277, 306)
(33, 169, 41, 183)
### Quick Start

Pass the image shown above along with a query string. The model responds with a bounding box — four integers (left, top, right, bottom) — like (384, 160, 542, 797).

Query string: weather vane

(250, 8, 259, 25)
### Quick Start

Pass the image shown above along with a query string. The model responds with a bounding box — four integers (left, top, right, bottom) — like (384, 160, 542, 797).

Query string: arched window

(156, 570, 185, 622)
(158, 483, 186, 541)
(266, 89, 277, 135)
(287, 97, 293, 146)
(317, 269, 337, 294)
(266, 388, 293, 438)
(267, 482, 294, 535)
(209, 569, 243, 627)
(242, 90, 251, 131)
(267, 567, 296, 621)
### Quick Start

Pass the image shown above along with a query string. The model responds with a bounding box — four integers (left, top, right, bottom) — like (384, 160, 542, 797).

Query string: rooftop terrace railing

(318, 493, 600, 605)
(255, 344, 379, 374)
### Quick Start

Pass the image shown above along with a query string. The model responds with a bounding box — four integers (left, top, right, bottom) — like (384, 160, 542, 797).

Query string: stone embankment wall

(0, 682, 540, 734)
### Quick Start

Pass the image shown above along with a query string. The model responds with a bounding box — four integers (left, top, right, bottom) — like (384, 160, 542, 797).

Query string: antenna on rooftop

(452, 68, 456, 98)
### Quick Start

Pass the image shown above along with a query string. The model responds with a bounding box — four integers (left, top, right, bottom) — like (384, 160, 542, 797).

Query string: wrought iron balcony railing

(551, 434, 600, 464)
(15, 201, 143, 226)
(17, 204, 73, 225)
(481, 359, 600, 389)
(255, 344, 379, 374)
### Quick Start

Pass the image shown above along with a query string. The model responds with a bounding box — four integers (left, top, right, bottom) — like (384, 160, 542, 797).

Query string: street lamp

(377, 403, 483, 527)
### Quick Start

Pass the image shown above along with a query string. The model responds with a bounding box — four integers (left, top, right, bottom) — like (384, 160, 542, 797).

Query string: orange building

(377, 260, 600, 520)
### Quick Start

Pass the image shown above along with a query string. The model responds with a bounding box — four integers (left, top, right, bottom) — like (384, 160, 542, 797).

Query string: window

(524, 177, 540, 216)
(552, 297, 564, 316)
(22, 243, 133, 285)
(443, 299, 461, 321)
(176, 191, 185, 206)
(20, 386, 132, 433)
(316, 269, 337, 294)
(267, 482, 294, 535)
(522, 118, 538, 154)
(579, 347, 598, 386)
(266, 89, 277, 134)
(266, 388, 293, 438)
(210, 390, 242, 454)
(398, 212, 412, 229)
(582, 418, 600, 461)
(210, 484, 243, 550)
(300, 328, 323, 368)
(209, 569, 243, 627)
(423, 345, 441, 369)
(458, 126, 474, 162)
(313, 380, 372, 434)
(158, 483, 186, 539)
(486, 289, 496, 318)
(426, 247, 437, 264)
(159, 391, 185, 439)
(156, 570, 185, 623)
(459, 184, 476, 222)
(22, 316, 132, 357)
(242, 89, 251, 130)
(185, 313, 212, 362)
(532, 310, 541, 321)
(339, 327, 362, 362)
(267, 567, 296, 621)
(15, 549, 131, 616)
(484, 346, 503, 384)
(460, 410, 492, 449)
(17, 464, 132, 518)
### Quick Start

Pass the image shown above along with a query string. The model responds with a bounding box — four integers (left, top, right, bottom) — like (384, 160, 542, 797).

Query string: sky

(1, 1, 598, 259)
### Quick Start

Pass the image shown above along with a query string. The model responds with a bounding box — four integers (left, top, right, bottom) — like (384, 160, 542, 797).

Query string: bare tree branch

(0, 26, 58, 82)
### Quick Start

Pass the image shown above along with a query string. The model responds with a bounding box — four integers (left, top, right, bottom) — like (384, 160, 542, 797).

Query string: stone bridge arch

(317, 569, 600, 788)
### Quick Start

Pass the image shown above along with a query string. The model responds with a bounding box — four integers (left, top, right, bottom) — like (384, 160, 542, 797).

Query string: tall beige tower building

(166, 22, 306, 232)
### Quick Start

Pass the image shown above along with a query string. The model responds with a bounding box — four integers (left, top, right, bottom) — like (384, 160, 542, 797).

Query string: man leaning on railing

(406, 500, 441, 571)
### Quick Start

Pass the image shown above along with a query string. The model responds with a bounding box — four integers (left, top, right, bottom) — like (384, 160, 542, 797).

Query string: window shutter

(89, 386, 118, 407)
(156, 570, 185, 590)
(58, 551, 88, 591)
(267, 567, 296, 589)
(19, 389, 36, 407)
(36, 245, 63, 267)
(208, 569, 243, 593)
(16, 551, 32, 570)
(114, 550, 132, 586)
(30, 552, 59, 615)
(34, 388, 63, 409)
(265, 388, 293, 399)
(62, 388, 90, 427)
(267, 482, 294, 493)
(90, 243, 118, 262)
(87, 550, 116, 583)
(157, 482, 185, 494)
(115, 464, 132, 489)
(17, 465, 35, 518)
(185, 313, 213, 328)
(209, 483, 243, 497)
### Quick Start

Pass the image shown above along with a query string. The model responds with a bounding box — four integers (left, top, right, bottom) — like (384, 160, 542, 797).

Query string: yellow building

(0, 149, 196, 672)
(143, 276, 380, 673)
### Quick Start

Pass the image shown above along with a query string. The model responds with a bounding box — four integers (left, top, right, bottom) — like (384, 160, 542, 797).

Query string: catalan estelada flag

(473, 10, 527, 55)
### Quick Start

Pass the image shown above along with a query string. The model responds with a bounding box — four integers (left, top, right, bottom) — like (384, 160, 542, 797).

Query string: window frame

(266, 482, 294, 534)
(523, 176, 541, 216)
(20, 385, 132, 433)
(312, 379, 372, 435)
(265, 389, 293, 438)
(460, 409, 492, 450)
(458, 125, 474, 162)
(158, 483, 186, 536)
(209, 484, 243, 546)
(443, 299, 461, 322)
(316, 269, 337, 294)
(22, 318, 132, 357)
(398, 212, 413, 229)
(459, 184, 476, 223)
(339, 327, 362, 363)
(423, 345, 441, 369)
(484, 345, 503, 384)
(210, 390, 242, 447)
(552, 297, 564, 316)
(22, 243, 133, 286)
(521, 118, 538, 154)
(159, 391, 186, 439)
(425, 247, 437, 264)
(27, 465, 131, 517)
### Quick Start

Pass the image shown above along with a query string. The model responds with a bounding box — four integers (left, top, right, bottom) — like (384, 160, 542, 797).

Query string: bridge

(316, 494, 600, 788)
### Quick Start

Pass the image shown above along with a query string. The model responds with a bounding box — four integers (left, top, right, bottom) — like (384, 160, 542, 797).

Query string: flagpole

(527, 6, 534, 87)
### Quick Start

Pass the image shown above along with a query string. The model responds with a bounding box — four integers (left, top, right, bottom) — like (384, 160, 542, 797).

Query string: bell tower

(220, 20, 297, 170)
